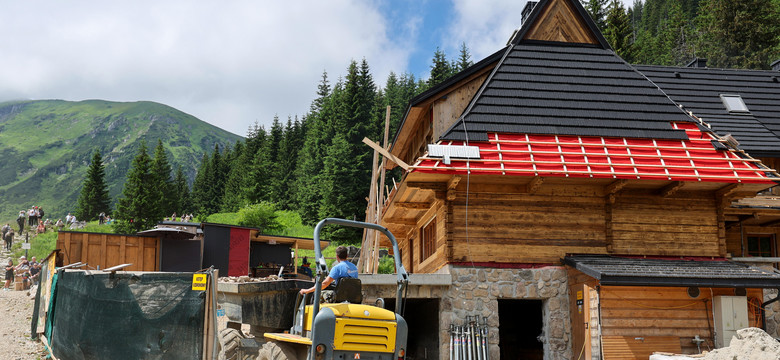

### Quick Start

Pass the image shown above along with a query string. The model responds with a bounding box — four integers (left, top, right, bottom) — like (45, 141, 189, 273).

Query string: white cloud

(444, 0, 530, 59)
(0, 1, 412, 135)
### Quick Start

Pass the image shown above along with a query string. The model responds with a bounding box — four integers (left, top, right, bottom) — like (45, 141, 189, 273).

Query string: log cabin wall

(448, 183, 607, 263)
(397, 199, 449, 274)
(598, 285, 763, 356)
(440, 183, 723, 264)
(610, 191, 721, 257)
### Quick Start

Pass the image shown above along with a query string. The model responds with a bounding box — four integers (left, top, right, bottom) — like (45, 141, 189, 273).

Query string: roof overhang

(137, 227, 201, 240)
(251, 233, 329, 250)
(564, 255, 780, 288)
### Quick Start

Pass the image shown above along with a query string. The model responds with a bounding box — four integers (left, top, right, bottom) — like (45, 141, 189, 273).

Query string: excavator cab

(260, 218, 409, 360)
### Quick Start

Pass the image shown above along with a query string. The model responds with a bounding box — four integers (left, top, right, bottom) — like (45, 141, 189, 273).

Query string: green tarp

(49, 271, 207, 360)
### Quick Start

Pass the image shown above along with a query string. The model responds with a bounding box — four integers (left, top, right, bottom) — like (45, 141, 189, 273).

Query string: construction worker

(299, 246, 357, 295)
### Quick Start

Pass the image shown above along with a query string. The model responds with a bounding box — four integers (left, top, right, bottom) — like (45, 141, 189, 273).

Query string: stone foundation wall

(764, 288, 780, 338)
(364, 266, 573, 359)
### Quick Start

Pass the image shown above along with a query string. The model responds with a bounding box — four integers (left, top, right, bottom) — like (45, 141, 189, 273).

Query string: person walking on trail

(3, 259, 13, 290)
(17, 211, 25, 233)
(299, 246, 358, 295)
(1, 224, 9, 240)
(4, 228, 13, 251)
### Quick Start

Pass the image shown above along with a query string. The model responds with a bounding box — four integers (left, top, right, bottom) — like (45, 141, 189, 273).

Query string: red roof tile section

(413, 122, 775, 183)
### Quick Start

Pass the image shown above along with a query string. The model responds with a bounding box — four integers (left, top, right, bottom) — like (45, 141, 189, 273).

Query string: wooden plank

(362, 137, 410, 170)
(406, 182, 446, 191)
(137, 238, 145, 271)
(62, 232, 72, 264)
(119, 236, 127, 269)
(81, 234, 89, 267)
(601, 335, 682, 360)
(394, 202, 431, 210)
(100, 234, 108, 269)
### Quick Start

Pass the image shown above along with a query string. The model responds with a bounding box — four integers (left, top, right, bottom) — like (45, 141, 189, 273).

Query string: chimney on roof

(522, 1, 538, 26)
(686, 58, 707, 68)
(772, 59, 780, 71)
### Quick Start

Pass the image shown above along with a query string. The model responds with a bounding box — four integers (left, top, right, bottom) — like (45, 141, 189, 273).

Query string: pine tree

(295, 75, 335, 224)
(114, 142, 159, 233)
(221, 141, 247, 212)
(696, 0, 780, 69)
(173, 165, 192, 214)
(456, 42, 474, 72)
(75, 149, 112, 221)
(604, 0, 635, 61)
(192, 152, 212, 215)
(583, 0, 609, 30)
(428, 47, 454, 87)
(151, 139, 175, 218)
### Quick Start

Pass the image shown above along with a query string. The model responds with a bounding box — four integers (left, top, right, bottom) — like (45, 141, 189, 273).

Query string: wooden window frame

(746, 234, 776, 258)
(420, 218, 436, 262)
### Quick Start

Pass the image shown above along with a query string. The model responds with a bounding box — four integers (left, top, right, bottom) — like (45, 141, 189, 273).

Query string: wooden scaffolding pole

(372, 106, 391, 273)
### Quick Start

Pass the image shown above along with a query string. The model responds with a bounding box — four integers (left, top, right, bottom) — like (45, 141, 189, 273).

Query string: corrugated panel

(602, 336, 681, 360)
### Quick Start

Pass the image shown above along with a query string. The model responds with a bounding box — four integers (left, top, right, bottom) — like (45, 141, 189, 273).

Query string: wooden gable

(518, 0, 605, 47)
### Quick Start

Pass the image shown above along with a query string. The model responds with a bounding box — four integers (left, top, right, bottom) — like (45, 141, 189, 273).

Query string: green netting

(50, 270, 207, 360)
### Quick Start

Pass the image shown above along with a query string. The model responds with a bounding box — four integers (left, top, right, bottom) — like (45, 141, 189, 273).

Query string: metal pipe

(460, 326, 466, 360)
(471, 315, 482, 360)
(450, 324, 455, 360)
(481, 316, 489, 360)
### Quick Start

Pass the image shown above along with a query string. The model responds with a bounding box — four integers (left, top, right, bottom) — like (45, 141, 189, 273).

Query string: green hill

(0, 99, 242, 222)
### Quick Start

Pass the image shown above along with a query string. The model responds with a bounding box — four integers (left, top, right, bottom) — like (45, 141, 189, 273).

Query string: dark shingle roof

(564, 255, 780, 288)
(635, 65, 780, 157)
(442, 43, 695, 142)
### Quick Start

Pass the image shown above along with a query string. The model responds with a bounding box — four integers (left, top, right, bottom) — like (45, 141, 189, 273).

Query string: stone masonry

(362, 265, 573, 360)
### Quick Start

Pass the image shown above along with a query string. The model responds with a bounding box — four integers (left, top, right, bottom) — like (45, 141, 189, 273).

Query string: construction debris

(218, 275, 283, 283)
(650, 327, 780, 360)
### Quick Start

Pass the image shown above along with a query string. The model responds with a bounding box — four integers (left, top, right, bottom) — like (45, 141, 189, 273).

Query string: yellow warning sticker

(192, 274, 208, 291)
(577, 290, 583, 300)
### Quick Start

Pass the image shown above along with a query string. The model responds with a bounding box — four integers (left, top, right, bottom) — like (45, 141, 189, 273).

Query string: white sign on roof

(427, 144, 480, 165)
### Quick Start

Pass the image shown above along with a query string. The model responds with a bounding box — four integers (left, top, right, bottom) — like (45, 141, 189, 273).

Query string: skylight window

(720, 94, 750, 113)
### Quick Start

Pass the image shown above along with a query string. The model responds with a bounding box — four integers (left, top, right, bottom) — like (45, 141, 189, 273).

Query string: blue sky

(0, 0, 633, 136)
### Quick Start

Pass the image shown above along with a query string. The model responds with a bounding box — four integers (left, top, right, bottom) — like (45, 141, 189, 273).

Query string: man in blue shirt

(300, 246, 358, 295)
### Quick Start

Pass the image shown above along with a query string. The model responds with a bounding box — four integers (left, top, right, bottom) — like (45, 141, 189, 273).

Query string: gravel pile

(703, 327, 780, 360)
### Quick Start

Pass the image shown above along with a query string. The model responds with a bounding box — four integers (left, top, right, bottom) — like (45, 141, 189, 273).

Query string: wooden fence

(56, 231, 159, 271)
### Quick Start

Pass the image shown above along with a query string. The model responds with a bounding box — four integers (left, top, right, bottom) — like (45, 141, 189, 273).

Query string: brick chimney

(686, 58, 707, 68)
(522, 1, 539, 26)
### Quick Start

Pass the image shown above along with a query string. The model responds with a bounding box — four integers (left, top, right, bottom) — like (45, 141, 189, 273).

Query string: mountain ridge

(0, 99, 242, 222)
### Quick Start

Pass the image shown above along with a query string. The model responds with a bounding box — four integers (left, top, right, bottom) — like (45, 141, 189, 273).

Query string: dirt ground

(0, 250, 48, 360)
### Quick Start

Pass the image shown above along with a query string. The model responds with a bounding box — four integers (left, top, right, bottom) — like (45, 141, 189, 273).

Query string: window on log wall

(747, 234, 775, 257)
(421, 218, 436, 261)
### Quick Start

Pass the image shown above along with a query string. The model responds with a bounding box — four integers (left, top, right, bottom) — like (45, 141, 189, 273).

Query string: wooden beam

(394, 202, 431, 210)
(656, 181, 684, 198)
(447, 176, 462, 190)
(759, 218, 780, 227)
(363, 137, 411, 171)
(527, 176, 544, 193)
(605, 179, 628, 195)
(406, 182, 447, 191)
(716, 183, 743, 199)
(384, 218, 418, 226)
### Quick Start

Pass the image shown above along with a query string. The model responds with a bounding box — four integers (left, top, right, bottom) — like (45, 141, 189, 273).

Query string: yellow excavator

(258, 218, 410, 360)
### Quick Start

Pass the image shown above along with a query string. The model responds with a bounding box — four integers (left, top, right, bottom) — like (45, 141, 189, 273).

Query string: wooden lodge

(361, 0, 780, 359)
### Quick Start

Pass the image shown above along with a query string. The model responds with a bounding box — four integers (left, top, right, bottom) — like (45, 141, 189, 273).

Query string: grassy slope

(0, 99, 242, 222)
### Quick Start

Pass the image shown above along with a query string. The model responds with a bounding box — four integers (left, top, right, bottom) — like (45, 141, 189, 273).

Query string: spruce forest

(95, 0, 780, 244)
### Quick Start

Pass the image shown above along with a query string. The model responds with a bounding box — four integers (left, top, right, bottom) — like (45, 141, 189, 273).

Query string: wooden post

(373, 106, 392, 273)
